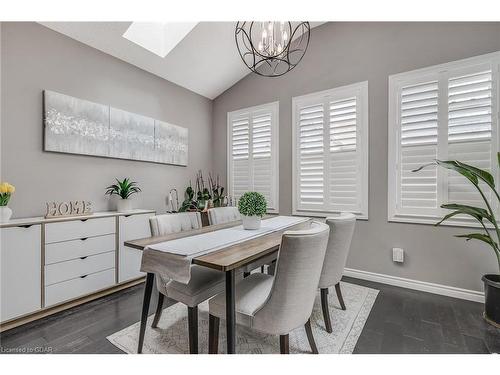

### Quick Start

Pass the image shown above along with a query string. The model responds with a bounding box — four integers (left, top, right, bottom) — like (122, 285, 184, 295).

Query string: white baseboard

(344, 268, 484, 303)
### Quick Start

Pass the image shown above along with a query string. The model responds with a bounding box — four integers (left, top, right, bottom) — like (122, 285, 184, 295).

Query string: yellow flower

(0, 182, 15, 194)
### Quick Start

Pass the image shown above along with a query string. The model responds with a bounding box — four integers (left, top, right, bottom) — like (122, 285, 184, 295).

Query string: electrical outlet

(392, 247, 404, 263)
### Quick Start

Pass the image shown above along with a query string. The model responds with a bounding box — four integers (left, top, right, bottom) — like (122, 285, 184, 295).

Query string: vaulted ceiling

(39, 22, 324, 99)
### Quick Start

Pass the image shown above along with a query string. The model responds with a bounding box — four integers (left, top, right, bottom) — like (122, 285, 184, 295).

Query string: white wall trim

(344, 267, 484, 303)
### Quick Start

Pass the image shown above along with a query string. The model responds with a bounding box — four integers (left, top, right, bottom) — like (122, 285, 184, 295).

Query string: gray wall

(1, 22, 213, 217)
(212, 22, 500, 292)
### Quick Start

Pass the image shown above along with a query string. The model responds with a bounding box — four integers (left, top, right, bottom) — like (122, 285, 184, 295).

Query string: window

(227, 102, 279, 212)
(388, 52, 500, 226)
(292, 82, 369, 218)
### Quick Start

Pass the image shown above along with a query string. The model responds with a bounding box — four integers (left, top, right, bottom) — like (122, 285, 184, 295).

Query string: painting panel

(44, 90, 109, 157)
(109, 108, 155, 162)
(154, 120, 188, 166)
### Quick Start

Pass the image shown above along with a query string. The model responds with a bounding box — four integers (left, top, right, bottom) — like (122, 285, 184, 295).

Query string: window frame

(292, 81, 369, 219)
(227, 101, 280, 213)
(388, 51, 500, 227)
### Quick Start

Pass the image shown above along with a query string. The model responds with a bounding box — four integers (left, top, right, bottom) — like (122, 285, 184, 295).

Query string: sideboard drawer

(45, 234, 116, 265)
(45, 251, 115, 286)
(44, 268, 115, 307)
(45, 217, 115, 244)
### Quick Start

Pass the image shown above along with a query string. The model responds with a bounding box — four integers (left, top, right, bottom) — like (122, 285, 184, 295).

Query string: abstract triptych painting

(43, 90, 188, 166)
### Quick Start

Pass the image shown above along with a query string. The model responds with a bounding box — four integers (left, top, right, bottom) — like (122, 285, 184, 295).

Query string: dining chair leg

(208, 314, 220, 354)
(187, 305, 198, 354)
(320, 288, 333, 333)
(304, 318, 319, 354)
(335, 283, 346, 310)
(138, 273, 154, 354)
(151, 292, 164, 328)
(261, 265, 265, 273)
(279, 334, 289, 354)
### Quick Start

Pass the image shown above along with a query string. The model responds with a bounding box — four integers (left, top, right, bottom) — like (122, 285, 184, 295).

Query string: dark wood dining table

(124, 216, 312, 354)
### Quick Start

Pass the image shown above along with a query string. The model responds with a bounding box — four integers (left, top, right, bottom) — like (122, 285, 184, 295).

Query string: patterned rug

(107, 282, 378, 354)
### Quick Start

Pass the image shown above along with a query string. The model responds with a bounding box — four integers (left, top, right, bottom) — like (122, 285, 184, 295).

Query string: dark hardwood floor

(1, 276, 498, 354)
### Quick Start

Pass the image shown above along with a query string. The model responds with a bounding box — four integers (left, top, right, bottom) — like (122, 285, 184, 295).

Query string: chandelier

(235, 21, 310, 77)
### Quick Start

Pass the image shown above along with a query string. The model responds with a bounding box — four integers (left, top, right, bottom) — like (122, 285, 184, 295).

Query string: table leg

(138, 272, 154, 354)
(225, 269, 236, 354)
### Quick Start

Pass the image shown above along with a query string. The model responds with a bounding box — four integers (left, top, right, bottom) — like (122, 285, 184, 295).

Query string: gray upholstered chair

(207, 206, 276, 276)
(207, 221, 330, 354)
(145, 212, 225, 354)
(207, 206, 241, 225)
(319, 213, 356, 333)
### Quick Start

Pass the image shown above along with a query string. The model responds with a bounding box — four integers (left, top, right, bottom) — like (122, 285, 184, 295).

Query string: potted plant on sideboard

(0, 182, 15, 222)
(105, 178, 141, 212)
(414, 155, 500, 327)
(238, 191, 267, 230)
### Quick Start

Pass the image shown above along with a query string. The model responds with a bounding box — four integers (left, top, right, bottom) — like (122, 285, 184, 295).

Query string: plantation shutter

(228, 102, 279, 212)
(389, 53, 499, 225)
(294, 82, 369, 217)
(398, 80, 439, 213)
(297, 102, 325, 209)
(447, 69, 493, 208)
(230, 114, 251, 202)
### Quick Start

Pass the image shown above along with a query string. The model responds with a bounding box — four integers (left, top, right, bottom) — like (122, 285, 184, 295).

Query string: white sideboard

(0, 209, 155, 328)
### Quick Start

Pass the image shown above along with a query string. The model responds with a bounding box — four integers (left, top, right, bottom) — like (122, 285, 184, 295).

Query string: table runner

(140, 216, 309, 284)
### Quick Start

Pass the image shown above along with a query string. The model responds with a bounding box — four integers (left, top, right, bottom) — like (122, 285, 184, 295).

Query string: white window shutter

(230, 115, 250, 202)
(447, 70, 493, 208)
(227, 102, 279, 212)
(297, 103, 325, 209)
(388, 52, 500, 227)
(399, 80, 439, 211)
(293, 82, 369, 218)
(252, 112, 275, 208)
(329, 97, 360, 211)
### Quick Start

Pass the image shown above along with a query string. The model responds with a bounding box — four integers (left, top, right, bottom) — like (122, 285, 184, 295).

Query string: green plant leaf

(435, 160, 479, 186)
(455, 161, 495, 190)
(455, 233, 498, 248)
(238, 191, 267, 217)
(440, 203, 493, 223)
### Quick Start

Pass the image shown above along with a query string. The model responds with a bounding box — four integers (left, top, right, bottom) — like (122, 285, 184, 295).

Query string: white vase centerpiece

(105, 178, 141, 213)
(238, 191, 267, 230)
(0, 182, 15, 222)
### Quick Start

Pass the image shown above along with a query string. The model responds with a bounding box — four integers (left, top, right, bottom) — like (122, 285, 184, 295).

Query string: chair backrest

(318, 213, 356, 289)
(149, 212, 202, 236)
(207, 206, 241, 225)
(253, 221, 329, 335)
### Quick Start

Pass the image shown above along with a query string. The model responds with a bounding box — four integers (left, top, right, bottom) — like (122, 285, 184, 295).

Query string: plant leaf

(440, 203, 493, 223)
(435, 160, 479, 185)
(455, 160, 495, 190)
(455, 233, 498, 248)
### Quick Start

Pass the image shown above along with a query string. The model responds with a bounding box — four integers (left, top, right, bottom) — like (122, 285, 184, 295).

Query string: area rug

(107, 281, 378, 354)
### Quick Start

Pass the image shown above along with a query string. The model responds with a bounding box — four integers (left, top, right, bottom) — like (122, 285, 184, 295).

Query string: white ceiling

(39, 22, 324, 100)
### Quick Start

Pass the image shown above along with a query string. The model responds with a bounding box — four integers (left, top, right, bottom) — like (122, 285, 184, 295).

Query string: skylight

(123, 22, 198, 58)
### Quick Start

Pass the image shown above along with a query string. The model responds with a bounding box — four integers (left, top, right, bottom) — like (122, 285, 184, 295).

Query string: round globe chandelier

(235, 21, 310, 77)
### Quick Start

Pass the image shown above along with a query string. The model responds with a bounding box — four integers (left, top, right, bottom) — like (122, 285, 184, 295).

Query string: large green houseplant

(414, 154, 500, 327)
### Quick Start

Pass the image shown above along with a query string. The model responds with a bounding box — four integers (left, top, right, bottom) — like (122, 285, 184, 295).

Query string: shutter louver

(230, 116, 250, 202)
(399, 80, 439, 210)
(448, 70, 493, 208)
(298, 103, 325, 208)
(329, 98, 359, 211)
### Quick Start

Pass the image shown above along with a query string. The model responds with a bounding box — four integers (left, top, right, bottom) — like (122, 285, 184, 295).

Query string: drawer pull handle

(80, 256, 88, 260)
(124, 214, 132, 217)
(80, 275, 88, 279)
(80, 237, 88, 241)
(80, 219, 88, 222)
(20, 224, 33, 228)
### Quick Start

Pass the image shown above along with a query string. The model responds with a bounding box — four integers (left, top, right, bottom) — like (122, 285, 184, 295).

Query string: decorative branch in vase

(105, 178, 141, 212)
